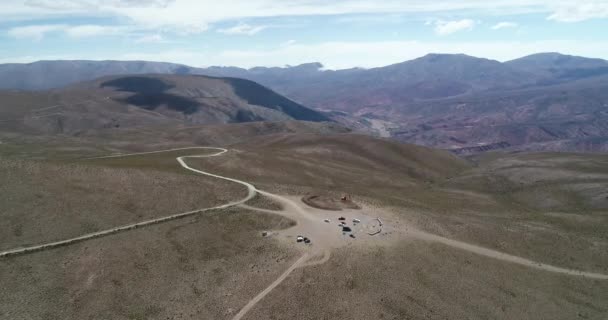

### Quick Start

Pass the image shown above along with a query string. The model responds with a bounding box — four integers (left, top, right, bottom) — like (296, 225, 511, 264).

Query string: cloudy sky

(2, 0, 608, 69)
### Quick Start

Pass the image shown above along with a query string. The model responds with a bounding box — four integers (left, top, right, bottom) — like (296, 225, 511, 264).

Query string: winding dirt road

(0, 147, 254, 258)
(231, 253, 310, 320)
(410, 230, 608, 280)
(1, 146, 607, 320)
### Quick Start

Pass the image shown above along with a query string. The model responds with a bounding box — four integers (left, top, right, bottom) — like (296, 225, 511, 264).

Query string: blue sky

(1, 1, 608, 69)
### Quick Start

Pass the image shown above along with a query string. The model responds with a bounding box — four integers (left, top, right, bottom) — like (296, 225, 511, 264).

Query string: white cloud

(135, 34, 164, 43)
(491, 22, 519, 30)
(432, 19, 476, 36)
(7, 24, 67, 40)
(64, 25, 124, 38)
(23, 0, 171, 11)
(333, 13, 406, 25)
(2, 1, 602, 34)
(548, 2, 608, 22)
(7, 24, 127, 40)
(218, 23, 268, 35)
(281, 40, 297, 47)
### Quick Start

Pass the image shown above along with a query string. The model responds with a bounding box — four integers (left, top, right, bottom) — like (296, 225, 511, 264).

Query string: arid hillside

(0, 60, 190, 90)
(374, 77, 608, 153)
(1, 131, 607, 319)
(2, 54, 608, 153)
(0, 74, 330, 136)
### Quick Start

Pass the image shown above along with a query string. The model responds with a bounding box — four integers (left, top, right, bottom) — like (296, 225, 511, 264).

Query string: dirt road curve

(231, 253, 310, 320)
(3, 146, 608, 281)
(0, 147, 254, 258)
(410, 230, 608, 280)
(1, 146, 607, 319)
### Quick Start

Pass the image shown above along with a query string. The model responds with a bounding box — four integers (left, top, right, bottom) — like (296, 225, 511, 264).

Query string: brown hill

(0, 74, 330, 136)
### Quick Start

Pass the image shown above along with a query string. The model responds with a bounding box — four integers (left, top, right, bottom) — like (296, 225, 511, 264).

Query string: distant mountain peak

(291, 62, 324, 69)
(419, 53, 478, 60)
(422, 53, 468, 58)
(524, 52, 566, 58)
(506, 52, 608, 71)
(249, 62, 324, 71)
(406, 53, 501, 66)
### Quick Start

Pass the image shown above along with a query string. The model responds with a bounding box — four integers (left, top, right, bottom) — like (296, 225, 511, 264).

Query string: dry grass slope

(0, 208, 298, 320)
(1, 132, 607, 320)
(0, 150, 246, 251)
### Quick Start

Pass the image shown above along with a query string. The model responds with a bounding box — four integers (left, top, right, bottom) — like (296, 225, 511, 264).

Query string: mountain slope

(3, 53, 608, 152)
(506, 52, 608, 72)
(379, 77, 608, 153)
(0, 60, 190, 91)
(0, 74, 330, 135)
(201, 54, 537, 112)
(1, 53, 603, 112)
(304, 54, 535, 111)
(506, 53, 608, 84)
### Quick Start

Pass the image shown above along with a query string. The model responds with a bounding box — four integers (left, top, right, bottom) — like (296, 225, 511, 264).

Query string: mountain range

(1, 52, 608, 153)
(4, 53, 608, 107)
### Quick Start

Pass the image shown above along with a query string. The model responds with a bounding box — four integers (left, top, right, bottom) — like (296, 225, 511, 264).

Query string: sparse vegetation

(244, 193, 284, 211)
(1, 131, 607, 319)
(0, 153, 247, 250)
(0, 208, 298, 320)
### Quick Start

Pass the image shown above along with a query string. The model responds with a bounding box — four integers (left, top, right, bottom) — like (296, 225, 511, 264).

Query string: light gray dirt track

(231, 253, 310, 320)
(3, 146, 608, 276)
(0, 147, 254, 257)
(409, 229, 608, 280)
(1, 146, 607, 320)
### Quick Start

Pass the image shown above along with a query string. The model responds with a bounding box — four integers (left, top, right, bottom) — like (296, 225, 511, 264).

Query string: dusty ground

(245, 193, 284, 211)
(253, 194, 394, 253)
(0, 208, 298, 320)
(0, 151, 246, 251)
(193, 135, 608, 274)
(1, 133, 607, 319)
(248, 242, 608, 320)
(302, 194, 361, 211)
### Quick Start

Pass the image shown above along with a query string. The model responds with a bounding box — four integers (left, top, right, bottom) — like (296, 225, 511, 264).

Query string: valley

(3, 2, 608, 319)
(3, 53, 608, 153)
(1, 53, 608, 320)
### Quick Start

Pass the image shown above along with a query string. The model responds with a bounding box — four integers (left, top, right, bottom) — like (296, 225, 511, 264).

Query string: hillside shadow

(101, 76, 200, 114)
